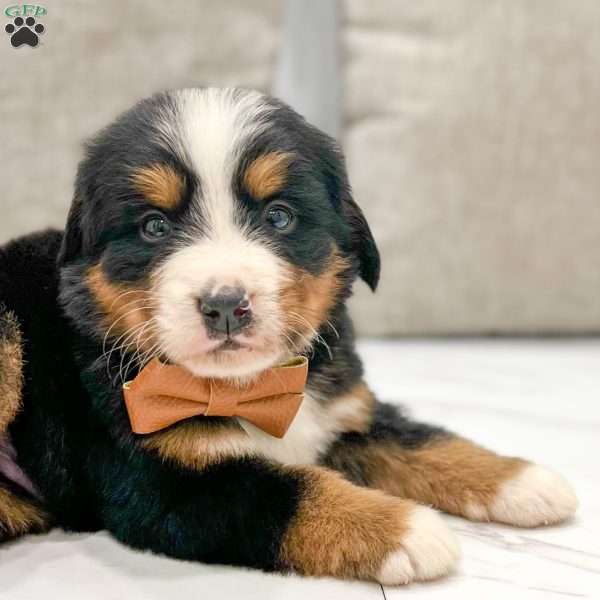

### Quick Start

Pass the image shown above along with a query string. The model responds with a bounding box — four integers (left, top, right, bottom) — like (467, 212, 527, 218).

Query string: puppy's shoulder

(0, 228, 63, 281)
(0, 228, 64, 323)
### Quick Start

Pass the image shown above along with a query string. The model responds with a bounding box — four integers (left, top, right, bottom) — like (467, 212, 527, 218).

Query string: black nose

(198, 288, 252, 336)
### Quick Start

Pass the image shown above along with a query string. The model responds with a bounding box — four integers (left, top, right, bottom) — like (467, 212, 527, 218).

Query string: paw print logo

(5, 16, 44, 48)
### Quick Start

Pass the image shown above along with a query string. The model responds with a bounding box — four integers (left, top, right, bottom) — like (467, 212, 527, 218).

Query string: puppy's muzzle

(198, 287, 252, 336)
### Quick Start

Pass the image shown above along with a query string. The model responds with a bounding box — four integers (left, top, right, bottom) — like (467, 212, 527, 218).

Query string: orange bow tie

(123, 356, 309, 438)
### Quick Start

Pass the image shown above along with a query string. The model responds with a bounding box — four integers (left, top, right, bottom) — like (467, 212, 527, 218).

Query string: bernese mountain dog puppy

(0, 88, 577, 584)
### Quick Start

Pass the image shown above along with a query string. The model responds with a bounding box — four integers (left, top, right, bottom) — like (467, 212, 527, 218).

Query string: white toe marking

(463, 501, 489, 522)
(490, 464, 578, 527)
(377, 548, 414, 585)
(377, 505, 460, 585)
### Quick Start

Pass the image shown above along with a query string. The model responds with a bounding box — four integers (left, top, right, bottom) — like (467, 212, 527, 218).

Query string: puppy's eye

(264, 204, 294, 232)
(141, 214, 171, 241)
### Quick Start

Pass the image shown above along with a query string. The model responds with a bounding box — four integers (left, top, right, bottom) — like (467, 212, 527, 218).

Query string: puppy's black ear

(57, 195, 84, 266)
(341, 187, 381, 291)
(324, 138, 381, 291)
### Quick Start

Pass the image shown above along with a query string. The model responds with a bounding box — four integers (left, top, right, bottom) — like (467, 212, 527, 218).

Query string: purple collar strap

(0, 432, 42, 500)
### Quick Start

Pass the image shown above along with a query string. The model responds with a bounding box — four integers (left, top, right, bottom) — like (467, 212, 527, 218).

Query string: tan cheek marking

(328, 381, 375, 434)
(0, 311, 23, 432)
(280, 252, 349, 345)
(141, 421, 255, 470)
(244, 152, 292, 200)
(363, 438, 525, 518)
(281, 467, 410, 580)
(132, 163, 185, 210)
(87, 264, 156, 349)
(0, 488, 49, 539)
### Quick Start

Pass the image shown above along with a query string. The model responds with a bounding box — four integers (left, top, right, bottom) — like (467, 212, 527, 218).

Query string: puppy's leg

(324, 401, 578, 527)
(1, 310, 48, 541)
(0, 308, 23, 433)
(94, 449, 459, 584)
(0, 485, 48, 541)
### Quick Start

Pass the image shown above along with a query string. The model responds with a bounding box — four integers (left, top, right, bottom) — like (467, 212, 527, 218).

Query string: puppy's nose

(198, 288, 252, 336)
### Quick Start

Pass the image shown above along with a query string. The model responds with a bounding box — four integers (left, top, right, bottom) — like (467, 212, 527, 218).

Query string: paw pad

(5, 16, 44, 48)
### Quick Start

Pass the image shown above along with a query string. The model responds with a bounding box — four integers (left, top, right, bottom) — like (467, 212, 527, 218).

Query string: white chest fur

(237, 391, 338, 466)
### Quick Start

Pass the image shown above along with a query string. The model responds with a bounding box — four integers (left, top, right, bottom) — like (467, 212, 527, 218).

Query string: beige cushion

(344, 0, 600, 334)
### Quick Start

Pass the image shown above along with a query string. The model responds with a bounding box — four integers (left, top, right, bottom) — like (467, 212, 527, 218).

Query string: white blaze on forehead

(151, 89, 288, 376)
(165, 88, 273, 241)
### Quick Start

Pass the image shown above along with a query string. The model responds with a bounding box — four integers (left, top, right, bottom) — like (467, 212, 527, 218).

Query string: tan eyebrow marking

(244, 152, 293, 200)
(132, 163, 185, 210)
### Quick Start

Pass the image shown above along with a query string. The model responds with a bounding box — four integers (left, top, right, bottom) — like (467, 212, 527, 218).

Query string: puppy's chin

(155, 307, 290, 380)
(176, 345, 287, 381)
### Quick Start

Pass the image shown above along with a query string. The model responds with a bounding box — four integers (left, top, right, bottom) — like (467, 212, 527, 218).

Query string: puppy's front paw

(378, 505, 460, 585)
(282, 468, 460, 585)
(467, 463, 578, 527)
(489, 464, 578, 527)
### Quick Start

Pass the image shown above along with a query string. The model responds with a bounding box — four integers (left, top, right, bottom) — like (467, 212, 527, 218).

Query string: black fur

(0, 230, 98, 530)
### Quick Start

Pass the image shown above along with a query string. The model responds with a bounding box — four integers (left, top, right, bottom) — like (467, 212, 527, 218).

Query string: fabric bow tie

(123, 356, 309, 438)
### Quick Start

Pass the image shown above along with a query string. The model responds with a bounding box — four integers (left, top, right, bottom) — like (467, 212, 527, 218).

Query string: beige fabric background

(0, 0, 280, 238)
(1, 1, 598, 335)
(344, 0, 600, 334)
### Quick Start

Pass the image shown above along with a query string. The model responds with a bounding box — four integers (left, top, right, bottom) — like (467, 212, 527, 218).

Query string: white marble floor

(1, 339, 599, 600)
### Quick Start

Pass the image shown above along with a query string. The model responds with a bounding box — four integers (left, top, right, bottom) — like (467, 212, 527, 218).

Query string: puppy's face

(59, 89, 379, 379)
